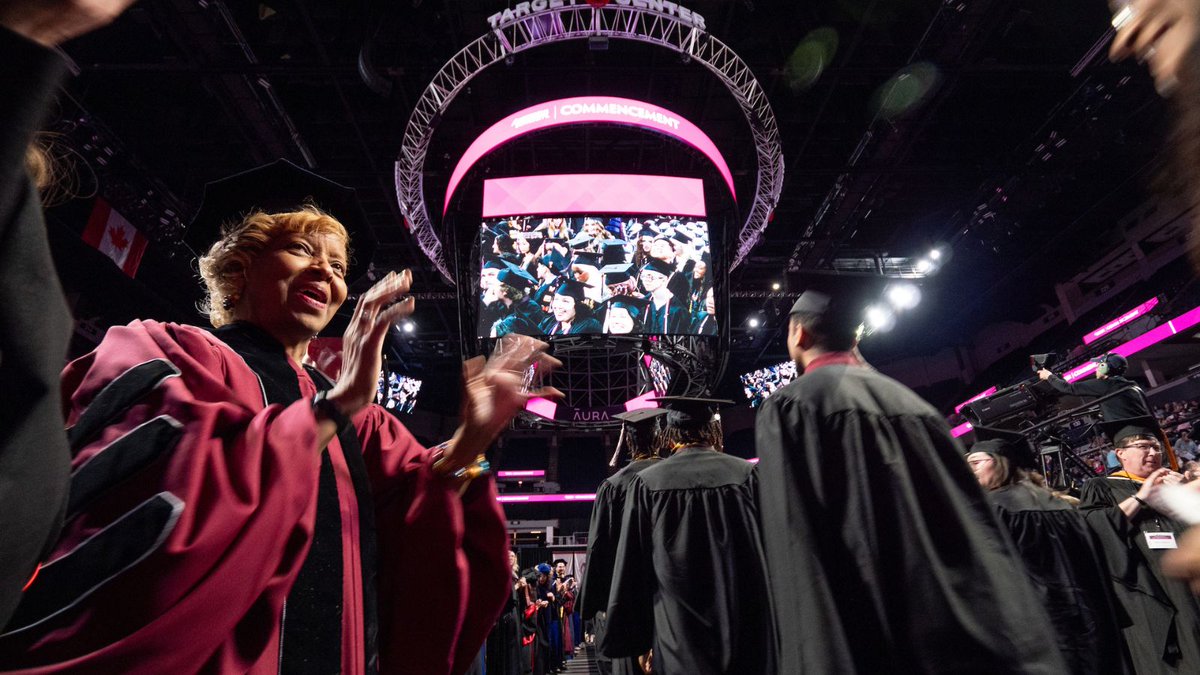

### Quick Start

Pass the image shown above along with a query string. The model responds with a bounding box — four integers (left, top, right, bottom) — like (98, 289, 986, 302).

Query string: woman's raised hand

(444, 334, 563, 471)
(327, 270, 414, 417)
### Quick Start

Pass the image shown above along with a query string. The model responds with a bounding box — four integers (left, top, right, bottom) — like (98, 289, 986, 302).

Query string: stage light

(915, 259, 933, 274)
(771, 282, 781, 291)
(865, 305, 895, 332)
(929, 248, 941, 260)
(402, 321, 416, 333)
(748, 317, 761, 329)
(886, 283, 921, 310)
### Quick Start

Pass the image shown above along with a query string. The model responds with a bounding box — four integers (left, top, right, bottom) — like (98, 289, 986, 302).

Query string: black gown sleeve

(0, 25, 73, 629)
(580, 481, 618, 620)
(599, 477, 655, 659)
(1047, 375, 1108, 398)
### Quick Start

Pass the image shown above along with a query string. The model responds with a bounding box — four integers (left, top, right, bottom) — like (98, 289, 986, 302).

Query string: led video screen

(741, 361, 798, 408)
(477, 215, 717, 338)
(376, 370, 422, 414)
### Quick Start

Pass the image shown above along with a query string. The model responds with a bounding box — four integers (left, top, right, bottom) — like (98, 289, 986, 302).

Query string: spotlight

(865, 305, 895, 332)
(748, 317, 761, 329)
(915, 259, 933, 274)
(402, 321, 416, 333)
(886, 284, 921, 310)
(771, 282, 781, 291)
(929, 248, 941, 260)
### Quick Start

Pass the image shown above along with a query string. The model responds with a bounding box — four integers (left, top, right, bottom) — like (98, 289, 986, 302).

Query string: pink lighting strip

(951, 303, 1200, 438)
(445, 96, 736, 214)
(497, 493, 597, 504)
(1083, 298, 1159, 345)
(497, 470, 546, 479)
(951, 422, 974, 438)
(954, 387, 998, 414)
(482, 174, 706, 218)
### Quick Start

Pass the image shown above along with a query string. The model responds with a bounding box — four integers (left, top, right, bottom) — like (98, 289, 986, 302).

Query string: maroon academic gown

(0, 320, 509, 674)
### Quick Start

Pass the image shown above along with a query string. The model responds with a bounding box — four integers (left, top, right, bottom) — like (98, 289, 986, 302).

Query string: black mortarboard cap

(498, 262, 537, 290)
(641, 258, 675, 277)
(569, 231, 593, 249)
(650, 395, 734, 428)
(787, 272, 888, 330)
(1100, 416, 1161, 447)
(188, 159, 376, 282)
(970, 426, 1038, 470)
(572, 251, 604, 269)
(613, 407, 668, 431)
(521, 235, 545, 255)
(601, 294, 648, 321)
(553, 278, 589, 303)
(670, 229, 693, 246)
(541, 250, 568, 274)
(482, 256, 507, 270)
(601, 263, 634, 285)
(601, 240, 629, 267)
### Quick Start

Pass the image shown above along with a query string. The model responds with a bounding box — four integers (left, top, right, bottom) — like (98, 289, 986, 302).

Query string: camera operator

(1038, 353, 1154, 423)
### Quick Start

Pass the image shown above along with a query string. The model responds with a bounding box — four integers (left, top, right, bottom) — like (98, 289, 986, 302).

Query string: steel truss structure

(395, 3, 783, 283)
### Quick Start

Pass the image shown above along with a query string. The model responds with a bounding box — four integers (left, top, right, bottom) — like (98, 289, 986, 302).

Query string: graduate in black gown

(490, 263, 545, 338)
(966, 428, 1132, 675)
(581, 408, 668, 675)
(638, 259, 689, 334)
(1079, 422, 1200, 674)
(538, 279, 601, 336)
(602, 397, 775, 675)
(754, 276, 1065, 674)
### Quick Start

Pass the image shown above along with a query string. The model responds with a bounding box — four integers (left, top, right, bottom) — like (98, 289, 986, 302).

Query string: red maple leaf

(107, 225, 130, 252)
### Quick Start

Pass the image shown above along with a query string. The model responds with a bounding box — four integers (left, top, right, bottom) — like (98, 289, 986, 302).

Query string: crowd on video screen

(741, 361, 798, 407)
(476, 215, 718, 338)
(376, 371, 422, 414)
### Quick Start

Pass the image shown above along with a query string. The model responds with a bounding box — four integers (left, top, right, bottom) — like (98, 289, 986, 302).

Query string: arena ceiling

(48, 0, 1175, 411)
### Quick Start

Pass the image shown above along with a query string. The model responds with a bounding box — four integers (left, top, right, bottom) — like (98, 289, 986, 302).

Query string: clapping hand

(1110, 0, 1200, 96)
(442, 334, 563, 472)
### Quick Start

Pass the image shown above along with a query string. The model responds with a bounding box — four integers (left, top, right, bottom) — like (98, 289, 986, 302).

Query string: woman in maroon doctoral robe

(0, 161, 559, 674)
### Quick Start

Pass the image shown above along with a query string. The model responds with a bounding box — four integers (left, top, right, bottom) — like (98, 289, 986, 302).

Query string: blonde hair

(197, 205, 350, 327)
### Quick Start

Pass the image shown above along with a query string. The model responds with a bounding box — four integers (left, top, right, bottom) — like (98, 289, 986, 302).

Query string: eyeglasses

(1120, 442, 1161, 453)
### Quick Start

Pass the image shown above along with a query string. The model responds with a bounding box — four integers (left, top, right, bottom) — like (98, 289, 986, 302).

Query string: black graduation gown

(538, 316, 602, 336)
(601, 448, 775, 675)
(642, 297, 689, 334)
(1079, 476, 1200, 673)
(581, 458, 661, 675)
(755, 362, 1066, 674)
(486, 580, 524, 675)
(691, 312, 717, 336)
(0, 26, 73, 629)
(491, 298, 546, 338)
(988, 483, 1132, 675)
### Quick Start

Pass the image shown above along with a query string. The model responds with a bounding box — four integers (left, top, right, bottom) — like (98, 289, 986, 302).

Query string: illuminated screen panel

(1082, 297, 1159, 345)
(445, 96, 735, 214)
(376, 371, 422, 414)
(479, 214, 717, 338)
(483, 174, 706, 218)
(741, 361, 798, 408)
(643, 354, 672, 395)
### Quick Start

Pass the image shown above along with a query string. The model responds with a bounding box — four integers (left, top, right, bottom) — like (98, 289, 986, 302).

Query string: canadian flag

(82, 198, 148, 278)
